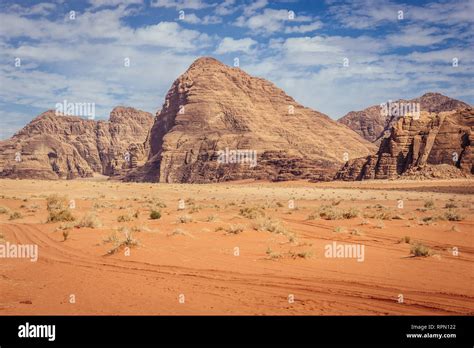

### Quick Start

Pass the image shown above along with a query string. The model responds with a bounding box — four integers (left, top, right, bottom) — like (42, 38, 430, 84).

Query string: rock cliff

(128, 57, 376, 183)
(338, 92, 470, 144)
(335, 108, 473, 180)
(0, 107, 153, 179)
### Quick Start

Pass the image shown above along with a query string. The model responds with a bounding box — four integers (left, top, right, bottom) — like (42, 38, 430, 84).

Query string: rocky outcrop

(0, 107, 153, 179)
(128, 57, 376, 183)
(335, 108, 474, 180)
(338, 93, 470, 144)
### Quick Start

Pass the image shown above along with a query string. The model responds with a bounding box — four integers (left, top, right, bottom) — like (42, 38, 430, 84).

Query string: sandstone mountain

(338, 93, 470, 144)
(0, 107, 153, 179)
(127, 57, 376, 183)
(335, 107, 473, 180)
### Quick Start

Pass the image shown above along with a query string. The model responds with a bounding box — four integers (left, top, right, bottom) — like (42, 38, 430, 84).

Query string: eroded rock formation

(0, 107, 153, 179)
(128, 57, 376, 183)
(338, 93, 470, 144)
(335, 108, 474, 180)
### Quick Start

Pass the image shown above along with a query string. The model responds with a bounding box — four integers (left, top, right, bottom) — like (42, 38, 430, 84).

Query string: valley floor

(0, 178, 473, 315)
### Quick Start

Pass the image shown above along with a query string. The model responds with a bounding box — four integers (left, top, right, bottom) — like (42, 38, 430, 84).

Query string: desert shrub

(150, 210, 161, 220)
(78, 213, 102, 228)
(410, 243, 431, 257)
(289, 250, 313, 259)
(46, 194, 68, 211)
(444, 210, 464, 221)
(153, 200, 167, 208)
(27, 204, 40, 212)
(9, 211, 23, 220)
(117, 214, 132, 222)
(131, 225, 151, 233)
(103, 231, 119, 244)
(189, 205, 201, 213)
(375, 220, 385, 229)
(177, 215, 193, 223)
(400, 236, 411, 244)
(424, 199, 435, 209)
(374, 209, 392, 220)
(206, 215, 217, 222)
(297, 251, 313, 259)
(444, 202, 458, 209)
(360, 219, 370, 225)
(342, 207, 360, 219)
(214, 226, 225, 232)
(168, 228, 186, 237)
(318, 205, 341, 220)
(239, 207, 264, 219)
(0, 206, 10, 214)
(226, 224, 245, 234)
(46, 194, 75, 223)
(253, 217, 288, 235)
(266, 247, 282, 260)
(350, 228, 362, 236)
(422, 216, 435, 223)
(333, 226, 346, 233)
(185, 198, 195, 205)
(62, 230, 70, 241)
(48, 209, 75, 223)
(107, 229, 139, 254)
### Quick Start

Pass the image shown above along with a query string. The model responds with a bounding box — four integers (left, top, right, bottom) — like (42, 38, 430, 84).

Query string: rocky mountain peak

(128, 57, 376, 183)
(338, 92, 470, 143)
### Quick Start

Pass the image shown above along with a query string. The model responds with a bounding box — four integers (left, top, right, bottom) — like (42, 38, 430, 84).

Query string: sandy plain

(0, 178, 472, 315)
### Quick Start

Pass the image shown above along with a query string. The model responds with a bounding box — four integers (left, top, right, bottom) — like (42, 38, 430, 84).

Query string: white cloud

(133, 22, 211, 49)
(329, 0, 474, 29)
(179, 13, 222, 24)
(235, 8, 315, 35)
(215, 0, 237, 16)
(386, 25, 454, 47)
(150, 0, 211, 10)
(243, 0, 268, 16)
(7, 3, 57, 16)
(87, 0, 143, 9)
(215, 37, 257, 54)
(284, 21, 322, 34)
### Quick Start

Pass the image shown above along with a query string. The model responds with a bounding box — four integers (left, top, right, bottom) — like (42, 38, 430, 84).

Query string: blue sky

(0, 0, 473, 139)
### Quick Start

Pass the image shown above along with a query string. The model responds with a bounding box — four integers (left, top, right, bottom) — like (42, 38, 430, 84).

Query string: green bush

(150, 210, 161, 220)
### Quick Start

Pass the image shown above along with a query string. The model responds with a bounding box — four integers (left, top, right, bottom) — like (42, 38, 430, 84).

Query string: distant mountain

(338, 92, 470, 144)
(0, 107, 153, 179)
(335, 107, 473, 180)
(126, 57, 376, 183)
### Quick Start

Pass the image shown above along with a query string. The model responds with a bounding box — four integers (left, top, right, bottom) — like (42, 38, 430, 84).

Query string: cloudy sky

(0, 0, 473, 139)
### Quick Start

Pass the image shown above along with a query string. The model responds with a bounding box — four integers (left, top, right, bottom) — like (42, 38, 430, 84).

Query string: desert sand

(0, 178, 473, 315)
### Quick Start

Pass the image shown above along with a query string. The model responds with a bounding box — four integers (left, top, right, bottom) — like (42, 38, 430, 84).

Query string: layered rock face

(0, 107, 153, 179)
(338, 93, 470, 143)
(129, 57, 376, 183)
(335, 108, 474, 180)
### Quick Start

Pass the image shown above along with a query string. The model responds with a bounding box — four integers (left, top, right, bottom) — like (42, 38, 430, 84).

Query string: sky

(0, 0, 473, 139)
